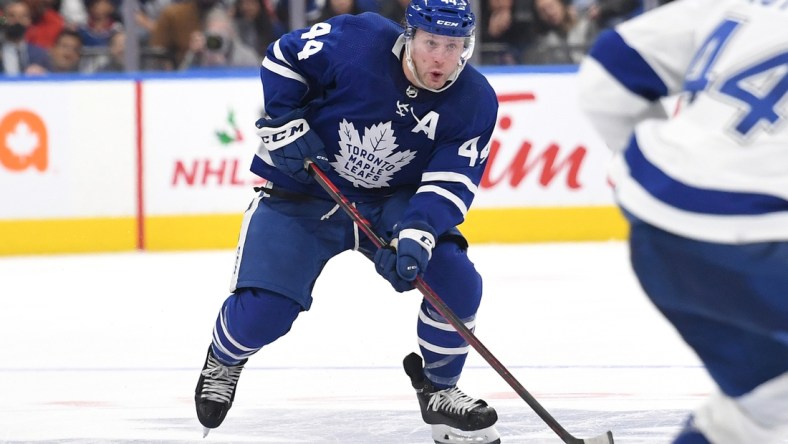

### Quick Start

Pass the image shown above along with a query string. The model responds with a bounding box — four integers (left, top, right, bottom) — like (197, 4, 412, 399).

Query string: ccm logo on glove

(255, 108, 330, 183)
(257, 119, 310, 151)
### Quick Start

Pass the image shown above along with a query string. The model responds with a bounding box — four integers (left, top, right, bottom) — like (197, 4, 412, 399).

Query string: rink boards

(0, 67, 626, 255)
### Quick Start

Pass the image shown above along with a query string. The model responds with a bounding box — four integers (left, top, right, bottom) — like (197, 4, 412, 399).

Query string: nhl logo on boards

(406, 85, 418, 98)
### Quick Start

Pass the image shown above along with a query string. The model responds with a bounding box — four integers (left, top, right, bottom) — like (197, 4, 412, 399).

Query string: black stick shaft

(306, 160, 611, 444)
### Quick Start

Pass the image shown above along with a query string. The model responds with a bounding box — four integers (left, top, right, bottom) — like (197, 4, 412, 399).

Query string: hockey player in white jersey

(577, 0, 788, 443)
(193, 0, 501, 443)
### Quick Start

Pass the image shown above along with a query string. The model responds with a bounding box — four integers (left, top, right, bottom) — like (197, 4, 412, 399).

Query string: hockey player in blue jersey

(578, 0, 788, 443)
(194, 1, 501, 442)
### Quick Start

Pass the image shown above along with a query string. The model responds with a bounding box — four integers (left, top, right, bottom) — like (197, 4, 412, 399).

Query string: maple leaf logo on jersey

(331, 119, 416, 188)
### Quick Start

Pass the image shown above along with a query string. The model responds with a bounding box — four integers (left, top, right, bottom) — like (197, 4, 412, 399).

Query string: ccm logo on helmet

(436, 20, 459, 26)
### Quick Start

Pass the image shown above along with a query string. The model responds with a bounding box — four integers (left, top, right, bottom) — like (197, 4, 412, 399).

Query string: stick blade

(580, 430, 614, 443)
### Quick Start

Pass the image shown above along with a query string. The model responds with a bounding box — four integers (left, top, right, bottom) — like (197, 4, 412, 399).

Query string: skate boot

(403, 352, 501, 444)
(194, 346, 247, 435)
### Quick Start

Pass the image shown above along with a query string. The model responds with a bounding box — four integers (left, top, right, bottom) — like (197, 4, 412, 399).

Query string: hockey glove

(255, 108, 330, 183)
(373, 221, 436, 293)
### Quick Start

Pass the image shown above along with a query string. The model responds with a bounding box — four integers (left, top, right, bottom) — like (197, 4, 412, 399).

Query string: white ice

(0, 242, 714, 443)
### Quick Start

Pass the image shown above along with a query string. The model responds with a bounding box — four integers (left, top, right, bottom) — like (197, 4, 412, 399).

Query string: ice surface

(0, 242, 713, 443)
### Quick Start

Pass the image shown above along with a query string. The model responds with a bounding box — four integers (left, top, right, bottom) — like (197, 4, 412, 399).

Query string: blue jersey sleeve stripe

(421, 171, 479, 195)
(272, 40, 292, 67)
(416, 185, 469, 216)
(624, 138, 788, 215)
(262, 57, 307, 85)
(589, 30, 668, 102)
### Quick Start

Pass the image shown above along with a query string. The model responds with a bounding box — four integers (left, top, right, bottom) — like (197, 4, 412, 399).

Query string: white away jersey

(578, 0, 788, 243)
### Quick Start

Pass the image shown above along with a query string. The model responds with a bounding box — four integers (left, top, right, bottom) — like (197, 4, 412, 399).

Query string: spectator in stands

(521, 0, 596, 65)
(585, 0, 639, 29)
(312, 0, 366, 25)
(480, 0, 532, 65)
(23, 0, 65, 48)
(134, 0, 172, 44)
(148, 0, 223, 70)
(48, 27, 81, 71)
(1, 0, 51, 74)
(59, 0, 87, 28)
(275, 0, 322, 31)
(570, 0, 592, 16)
(276, 0, 375, 30)
(377, 0, 408, 23)
(178, 7, 258, 69)
(95, 26, 124, 71)
(77, 0, 121, 47)
(232, 0, 282, 58)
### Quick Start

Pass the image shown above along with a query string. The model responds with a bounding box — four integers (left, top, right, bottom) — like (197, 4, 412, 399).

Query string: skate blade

(431, 424, 501, 444)
(203, 427, 210, 438)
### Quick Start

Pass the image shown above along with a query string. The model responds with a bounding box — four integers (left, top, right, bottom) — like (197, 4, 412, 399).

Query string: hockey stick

(305, 159, 614, 444)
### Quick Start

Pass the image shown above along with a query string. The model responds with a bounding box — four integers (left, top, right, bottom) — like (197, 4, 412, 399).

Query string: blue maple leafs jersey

(578, 0, 788, 243)
(252, 12, 498, 237)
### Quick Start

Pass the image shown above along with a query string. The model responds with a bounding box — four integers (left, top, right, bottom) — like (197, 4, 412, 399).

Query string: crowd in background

(0, 0, 674, 75)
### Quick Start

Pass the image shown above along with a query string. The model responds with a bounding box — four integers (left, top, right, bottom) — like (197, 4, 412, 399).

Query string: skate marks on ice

(0, 245, 711, 443)
(0, 365, 699, 443)
(0, 406, 688, 444)
(199, 406, 688, 443)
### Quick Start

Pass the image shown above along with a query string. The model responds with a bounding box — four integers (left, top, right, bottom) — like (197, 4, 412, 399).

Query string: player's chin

(424, 73, 447, 89)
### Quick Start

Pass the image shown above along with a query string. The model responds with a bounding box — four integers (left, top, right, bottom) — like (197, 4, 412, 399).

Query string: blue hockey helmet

(405, 0, 476, 38)
(402, 0, 476, 93)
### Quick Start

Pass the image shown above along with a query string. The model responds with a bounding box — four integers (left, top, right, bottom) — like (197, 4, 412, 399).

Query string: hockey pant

(209, 190, 483, 389)
(627, 217, 788, 443)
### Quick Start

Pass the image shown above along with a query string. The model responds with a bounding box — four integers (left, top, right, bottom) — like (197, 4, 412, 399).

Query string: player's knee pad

(423, 240, 482, 318)
(213, 287, 302, 361)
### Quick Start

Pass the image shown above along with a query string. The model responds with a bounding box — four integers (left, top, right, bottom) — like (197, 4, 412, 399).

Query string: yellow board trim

(144, 214, 243, 251)
(460, 206, 628, 243)
(0, 207, 628, 255)
(0, 217, 137, 255)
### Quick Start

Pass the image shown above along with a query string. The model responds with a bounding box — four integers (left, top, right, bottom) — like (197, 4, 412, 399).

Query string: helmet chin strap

(404, 36, 465, 94)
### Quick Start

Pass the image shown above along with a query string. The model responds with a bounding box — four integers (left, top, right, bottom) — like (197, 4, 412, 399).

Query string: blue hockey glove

(255, 108, 330, 183)
(374, 246, 413, 292)
(373, 221, 436, 292)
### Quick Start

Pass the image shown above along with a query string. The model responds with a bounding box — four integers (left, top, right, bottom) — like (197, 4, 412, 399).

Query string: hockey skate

(404, 352, 501, 444)
(194, 346, 247, 436)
